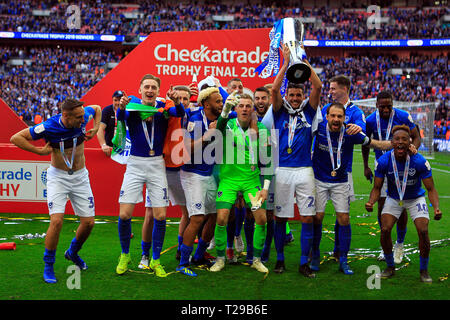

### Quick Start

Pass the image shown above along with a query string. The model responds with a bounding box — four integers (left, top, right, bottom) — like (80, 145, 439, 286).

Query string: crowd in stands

(0, 1, 448, 39)
(0, 46, 121, 125)
(1, 45, 447, 131)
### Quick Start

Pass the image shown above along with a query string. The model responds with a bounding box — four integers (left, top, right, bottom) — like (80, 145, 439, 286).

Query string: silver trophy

(282, 18, 311, 83)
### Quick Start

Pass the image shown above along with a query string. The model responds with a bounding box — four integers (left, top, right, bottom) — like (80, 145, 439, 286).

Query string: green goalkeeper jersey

(216, 115, 272, 182)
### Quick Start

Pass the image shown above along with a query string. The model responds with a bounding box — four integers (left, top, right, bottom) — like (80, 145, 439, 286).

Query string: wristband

(263, 179, 271, 191)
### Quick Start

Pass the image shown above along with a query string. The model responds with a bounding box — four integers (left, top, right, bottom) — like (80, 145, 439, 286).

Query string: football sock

(396, 225, 407, 244)
(193, 238, 208, 261)
(43, 248, 56, 266)
(141, 240, 151, 257)
(385, 252, 395, 268)
(179, 244, 193, 267)
(244, 216, 255, 259)
(419, 256, 429, 271)
(118, 217, 131, 254)
(253, 223, 266, 258)
(152, 219, 166, 260)
(234, 207, 246, 236)
(262, 219, 274, 260)
(312, 223, 322, 258)
(338, 224, 351, 264)
(177, 235, 183, 251)
(333, 219, 340, 253)
(226, 219, 235, 248)
(68, 237, 83, 255)
(300, 223, 313, 265)
(214, 224, 227, 257)
(274, 220, 286, 261)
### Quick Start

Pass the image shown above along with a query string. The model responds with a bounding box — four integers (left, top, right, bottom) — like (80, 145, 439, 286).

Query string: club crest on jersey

(217, 191, 223, 198)
(408, 168, 416, 176)
(34, 124, 45, 134)
(187, 121, 195, 132)
(195, 203, 202, 209)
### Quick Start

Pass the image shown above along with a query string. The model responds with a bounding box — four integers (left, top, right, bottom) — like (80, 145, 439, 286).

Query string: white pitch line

(355, 194, 450, 199)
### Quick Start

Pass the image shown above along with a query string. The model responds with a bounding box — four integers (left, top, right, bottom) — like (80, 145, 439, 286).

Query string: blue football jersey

(322, 102, 366, 173)
(274, 101, 317, 167)
(374, 150, 432, 200)
(29, 106, 96, 148)
(366, 108, 416, 160)
(313, 120, 369, 183)
(182, 108, 215, 176)
(116, 95, 184, 157)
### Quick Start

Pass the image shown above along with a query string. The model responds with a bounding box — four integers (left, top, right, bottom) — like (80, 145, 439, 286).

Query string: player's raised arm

(302, 58, 322, 110)
(271, 45, 290, 113)
(85, 104, 102, 140)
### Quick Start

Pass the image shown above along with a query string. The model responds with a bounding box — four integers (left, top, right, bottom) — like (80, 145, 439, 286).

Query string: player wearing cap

(10, 98, 101, 283)
(97, 90, 123, 156)
(311, 103, 392, 275)
(365, 125, 442, 283)
(362, 90, 421, 263)
(115, 74, 185, 277)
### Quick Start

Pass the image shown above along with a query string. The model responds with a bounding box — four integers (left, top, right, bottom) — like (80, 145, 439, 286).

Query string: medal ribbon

(287, 114, 298, 151)
(141, 120, 155, 153)
(201, 110, 209, 132)
(391, 152, 410, 203)
(236, 119, 255, 165)
(59, 137, 77, 171)
(376, 109, 395, 154)
(326, 124, 345, 173)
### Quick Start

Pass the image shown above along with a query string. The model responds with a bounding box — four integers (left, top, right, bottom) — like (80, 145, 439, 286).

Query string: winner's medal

(391, 152, 410, 208)
(59, 137, 77, 175)
(287, 114, 297, 156)
(326, 124, 345, 178)
(142, 119, 155, 157)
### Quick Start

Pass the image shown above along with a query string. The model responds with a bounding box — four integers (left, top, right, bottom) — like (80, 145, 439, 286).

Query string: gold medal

(287, 147, 292, 154)
(399, 200, 403, 206)
(149, 150, 155, 156)
(331, 170, 337, 177)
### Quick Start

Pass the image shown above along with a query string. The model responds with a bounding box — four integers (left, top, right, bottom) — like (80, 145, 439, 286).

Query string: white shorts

(165, 169, 186, 206)
(347, 172, 355, 202)
(46, 166, 95, 217)
(260, 175, 274, 211)
(274, 167, 316, 218)
(180, 170, 217, 217)
(315, 179, 350, 213)
(119, 155, 169, 207)
(382, 196, 430, 221)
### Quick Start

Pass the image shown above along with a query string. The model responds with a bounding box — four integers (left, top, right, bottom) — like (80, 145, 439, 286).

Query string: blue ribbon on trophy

(255, 19, 284, 78)
(256, 18, 311, 95)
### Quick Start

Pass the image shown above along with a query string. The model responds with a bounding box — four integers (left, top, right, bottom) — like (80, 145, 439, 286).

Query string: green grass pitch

(0, 151, 449, 300)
